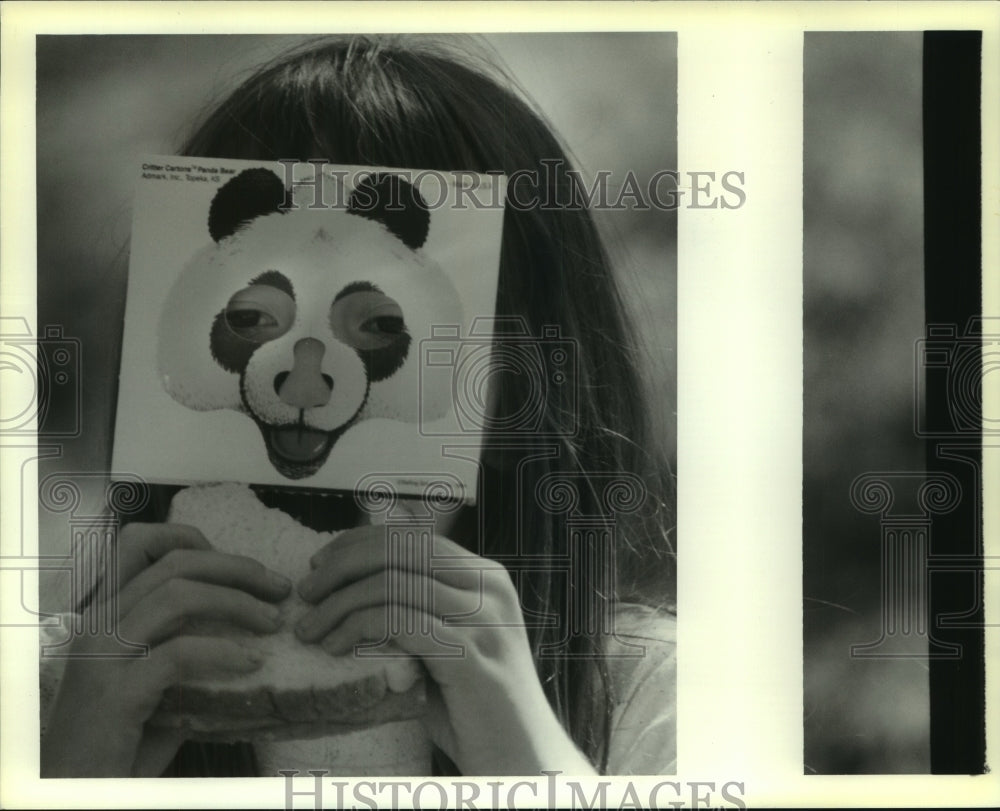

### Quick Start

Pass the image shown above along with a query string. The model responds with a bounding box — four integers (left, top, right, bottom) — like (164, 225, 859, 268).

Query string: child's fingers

(294, 570, 473, 643)
(307, 524, 384, 571)
(118, 579, 283, 646)
(124, 636, 265, 718)
(146, 635, 265, 686)
(116, 523, 212, 586)
(301, 527, 492, 602)
(41, 636, 265, 777)
(306, 498, 425, 572)
(318, 605, 459, 668)
(117, 548, 291, 616)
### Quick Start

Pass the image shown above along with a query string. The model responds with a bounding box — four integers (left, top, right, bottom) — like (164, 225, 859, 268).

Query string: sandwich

(149, 482, 425, 742)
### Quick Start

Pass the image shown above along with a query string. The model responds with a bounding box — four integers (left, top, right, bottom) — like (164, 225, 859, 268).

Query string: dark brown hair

(173, 34, 674, 774)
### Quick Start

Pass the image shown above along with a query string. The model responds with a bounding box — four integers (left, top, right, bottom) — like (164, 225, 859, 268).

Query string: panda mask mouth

(258, 416, 357, 480)
(269, 423, 332, 463)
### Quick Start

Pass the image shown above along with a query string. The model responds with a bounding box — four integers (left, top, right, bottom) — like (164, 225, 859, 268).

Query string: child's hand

(296, 523, 598, 776)
(41, 522, 291, 777)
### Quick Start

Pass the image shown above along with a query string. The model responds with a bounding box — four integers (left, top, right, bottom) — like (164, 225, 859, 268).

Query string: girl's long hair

(167, 35, 675, 775)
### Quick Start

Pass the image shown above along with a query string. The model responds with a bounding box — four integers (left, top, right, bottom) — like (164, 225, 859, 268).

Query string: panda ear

(347, 173, 430, 250)
(208, 168, 291, 242)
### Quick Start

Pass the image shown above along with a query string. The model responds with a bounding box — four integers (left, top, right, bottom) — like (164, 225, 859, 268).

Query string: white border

(677, 27, 803, 778)
(2, 2, 998, 808)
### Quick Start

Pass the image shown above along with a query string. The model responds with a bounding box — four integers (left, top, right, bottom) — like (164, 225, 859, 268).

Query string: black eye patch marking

(211, 310, 256, 373)
(359, 329, 411, 382)
(330, 282, 411, 382)
(210, 276, 296, 373)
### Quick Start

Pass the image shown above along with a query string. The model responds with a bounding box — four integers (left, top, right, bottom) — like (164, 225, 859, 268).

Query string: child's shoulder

(611, 601, 677, 646)
(603, 601, 676, 708)
(603, 602, 677, 774)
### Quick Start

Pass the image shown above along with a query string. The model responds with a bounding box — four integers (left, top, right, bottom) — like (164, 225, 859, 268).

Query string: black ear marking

(208, 168, 291, 242)
(347, 173, 430, 250)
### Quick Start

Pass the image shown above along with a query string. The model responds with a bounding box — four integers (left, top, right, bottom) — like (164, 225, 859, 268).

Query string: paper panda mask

(157, 169, 462, 480)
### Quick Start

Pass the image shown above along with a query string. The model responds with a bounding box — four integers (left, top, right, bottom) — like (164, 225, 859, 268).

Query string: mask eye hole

(331, 290, 407, 351)
(223, 285, 295, 342)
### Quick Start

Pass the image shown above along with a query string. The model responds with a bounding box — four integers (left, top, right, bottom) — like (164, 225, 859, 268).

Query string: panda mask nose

(274, 338, 334, 408)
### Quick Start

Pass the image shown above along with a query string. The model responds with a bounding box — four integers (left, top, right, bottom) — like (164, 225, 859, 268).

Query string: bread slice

(149, 483, 425, 741)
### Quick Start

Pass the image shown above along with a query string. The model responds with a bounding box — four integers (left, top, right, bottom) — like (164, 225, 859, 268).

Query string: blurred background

(803, 32, 928, 772)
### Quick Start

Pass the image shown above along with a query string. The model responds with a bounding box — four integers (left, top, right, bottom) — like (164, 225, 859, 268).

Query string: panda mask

(157, 169, 462, 481)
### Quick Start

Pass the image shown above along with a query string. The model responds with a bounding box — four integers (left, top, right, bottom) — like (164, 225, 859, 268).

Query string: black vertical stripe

(923, 29, 985, 775)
